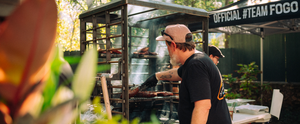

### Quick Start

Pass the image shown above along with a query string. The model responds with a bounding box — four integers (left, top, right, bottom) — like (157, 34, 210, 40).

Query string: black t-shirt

(177, 52, 231, 124)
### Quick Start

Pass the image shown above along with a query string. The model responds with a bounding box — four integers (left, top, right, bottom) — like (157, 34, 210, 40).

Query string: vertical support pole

(106, 11, 111, 63)
(105, 11, 113, 99)
(202, 17, 209, 55)
(149, 25, 157, 76)
(92, 16, 98, 97)
(169, 82, 173, 120)
(80, 19, 86, 55)
(121, 5, 129, 120)
(128, 26, 132, 76)
(92, 15, 97, 49)
(105, 11, 113, 100)
(260, 28, 264, 105)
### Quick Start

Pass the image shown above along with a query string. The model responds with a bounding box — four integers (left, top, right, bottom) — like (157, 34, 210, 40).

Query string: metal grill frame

(79, 0, 209, 120)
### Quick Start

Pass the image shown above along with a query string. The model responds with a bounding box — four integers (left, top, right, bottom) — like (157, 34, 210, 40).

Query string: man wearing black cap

(208, 45, 225, 65)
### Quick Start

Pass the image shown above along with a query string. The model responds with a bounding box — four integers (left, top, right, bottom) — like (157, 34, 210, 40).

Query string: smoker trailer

(79, 0, 209, 121)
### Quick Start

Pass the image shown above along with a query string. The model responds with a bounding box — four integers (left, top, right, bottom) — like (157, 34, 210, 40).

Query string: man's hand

(139, 73, 158, 91)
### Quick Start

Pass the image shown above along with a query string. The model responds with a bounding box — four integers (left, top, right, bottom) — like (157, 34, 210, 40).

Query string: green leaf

(51, 86, 74, 106)
(34, 99, 78, 124)
(112, 114, 122, 122)
(52, 45, 67, 75)
(41, 72, 57, 112)
(150, 112, 160, 124)
(121, 118, 129, 124)
(97, 64, 111, 73)
(64, 56, 81, 65)
(72, 48, 97, 102)
(237, 64, 243, 67)
(222, 74, 229, 78)
(93, 96, 101, 105)
(130, 117, 140, 124)
(93, 97, 104, 115)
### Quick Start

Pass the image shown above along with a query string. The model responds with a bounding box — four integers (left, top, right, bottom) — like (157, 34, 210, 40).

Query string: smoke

(110, 2, 174, 86)
(128, 5, 153, 26)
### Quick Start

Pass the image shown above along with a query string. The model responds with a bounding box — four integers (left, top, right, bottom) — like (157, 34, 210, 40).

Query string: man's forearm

(191, 99, 211, 124)
(156, 68, 181, 81)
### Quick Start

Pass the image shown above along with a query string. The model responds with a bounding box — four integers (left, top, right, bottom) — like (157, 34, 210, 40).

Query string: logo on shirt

(217, 80, 225, 100)
(217, 71, 225, 100)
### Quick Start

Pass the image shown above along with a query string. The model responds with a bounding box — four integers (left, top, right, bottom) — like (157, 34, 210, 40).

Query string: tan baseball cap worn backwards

(156, 24, 193, 43)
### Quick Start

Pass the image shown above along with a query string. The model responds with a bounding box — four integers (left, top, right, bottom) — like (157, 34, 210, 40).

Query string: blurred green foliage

(224, 62, 272, 101)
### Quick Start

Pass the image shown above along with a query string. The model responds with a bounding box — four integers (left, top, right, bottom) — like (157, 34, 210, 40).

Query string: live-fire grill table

(79, 0, 209, 120)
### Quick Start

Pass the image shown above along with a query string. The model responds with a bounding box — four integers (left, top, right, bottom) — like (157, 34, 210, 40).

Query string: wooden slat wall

(263, 34, 285, 82)
(226, 34, 261, 79)
(217, 48, 233, 75)
(286, 33, 300, 82)
(219, 34, 286, 82)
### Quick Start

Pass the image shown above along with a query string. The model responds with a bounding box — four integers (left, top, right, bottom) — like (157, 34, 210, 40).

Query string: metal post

(260, 28, 264, 105)
(169, 81, 173, 120)
(149, 25, 157, 75)
(121, 5, 129, 120)
(92, 15, 97, 49)
(105, 11, 113, 100)
(80, 19, 86, 55)
(128, 26, 132, 75)
(202, 17, 209, 54)
(106, 11, 111, 62)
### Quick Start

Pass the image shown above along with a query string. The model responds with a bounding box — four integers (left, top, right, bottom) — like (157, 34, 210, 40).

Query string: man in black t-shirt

(131, 24, 231, 124)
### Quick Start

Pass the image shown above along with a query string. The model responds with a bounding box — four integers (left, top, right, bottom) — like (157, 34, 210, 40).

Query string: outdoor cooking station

(79, 0, 209, 121)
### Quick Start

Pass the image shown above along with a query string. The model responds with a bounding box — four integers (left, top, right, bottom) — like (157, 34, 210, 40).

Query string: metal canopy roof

(132, 13, 208, 29)
(126, 0, 208, 17)
(189, 0, 300, 36)
(79, 0, 209, 25)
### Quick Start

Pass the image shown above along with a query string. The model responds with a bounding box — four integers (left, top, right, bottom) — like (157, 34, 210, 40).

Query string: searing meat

(120, 86, 140, 99)
(135, 91, 157, 97)
(136, 47, 149, 52)
(157, 91, 173, 96)
(119, 86, 173, 98)
(98, 49, 122, 54)
(133, 47, 158, 55)
(149, 52, 158, 55)
(111, 49, 122, 54)
(98, 49, 107, 54)
(134, 91, 173, 97)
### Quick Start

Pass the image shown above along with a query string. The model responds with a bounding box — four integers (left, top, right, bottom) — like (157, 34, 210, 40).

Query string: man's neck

(179, 49, 195, 65)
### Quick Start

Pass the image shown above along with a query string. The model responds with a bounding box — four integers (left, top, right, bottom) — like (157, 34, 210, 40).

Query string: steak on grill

(133, 47, 158, 55)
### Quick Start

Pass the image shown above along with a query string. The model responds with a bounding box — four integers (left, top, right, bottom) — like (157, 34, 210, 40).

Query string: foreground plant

(0, 0, 163, 123)
(0, 0, 98, 123)
(0, 0, 57, 122)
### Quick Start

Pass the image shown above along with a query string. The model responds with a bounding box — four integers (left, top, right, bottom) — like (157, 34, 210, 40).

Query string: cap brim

(156, 36, 165, 41)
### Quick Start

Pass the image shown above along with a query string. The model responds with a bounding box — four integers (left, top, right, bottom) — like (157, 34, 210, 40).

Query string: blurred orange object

(0, 0, 57, 119)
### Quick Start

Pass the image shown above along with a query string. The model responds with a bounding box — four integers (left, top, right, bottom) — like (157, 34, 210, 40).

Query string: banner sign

(209, 0, 299, 28)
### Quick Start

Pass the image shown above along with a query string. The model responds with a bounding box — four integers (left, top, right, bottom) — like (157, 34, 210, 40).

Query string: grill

(79, 0, 209, 121)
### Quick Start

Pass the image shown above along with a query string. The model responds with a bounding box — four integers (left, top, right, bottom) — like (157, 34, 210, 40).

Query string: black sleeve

(177, 66, 183, 78)
(186, 62, 211, 103)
